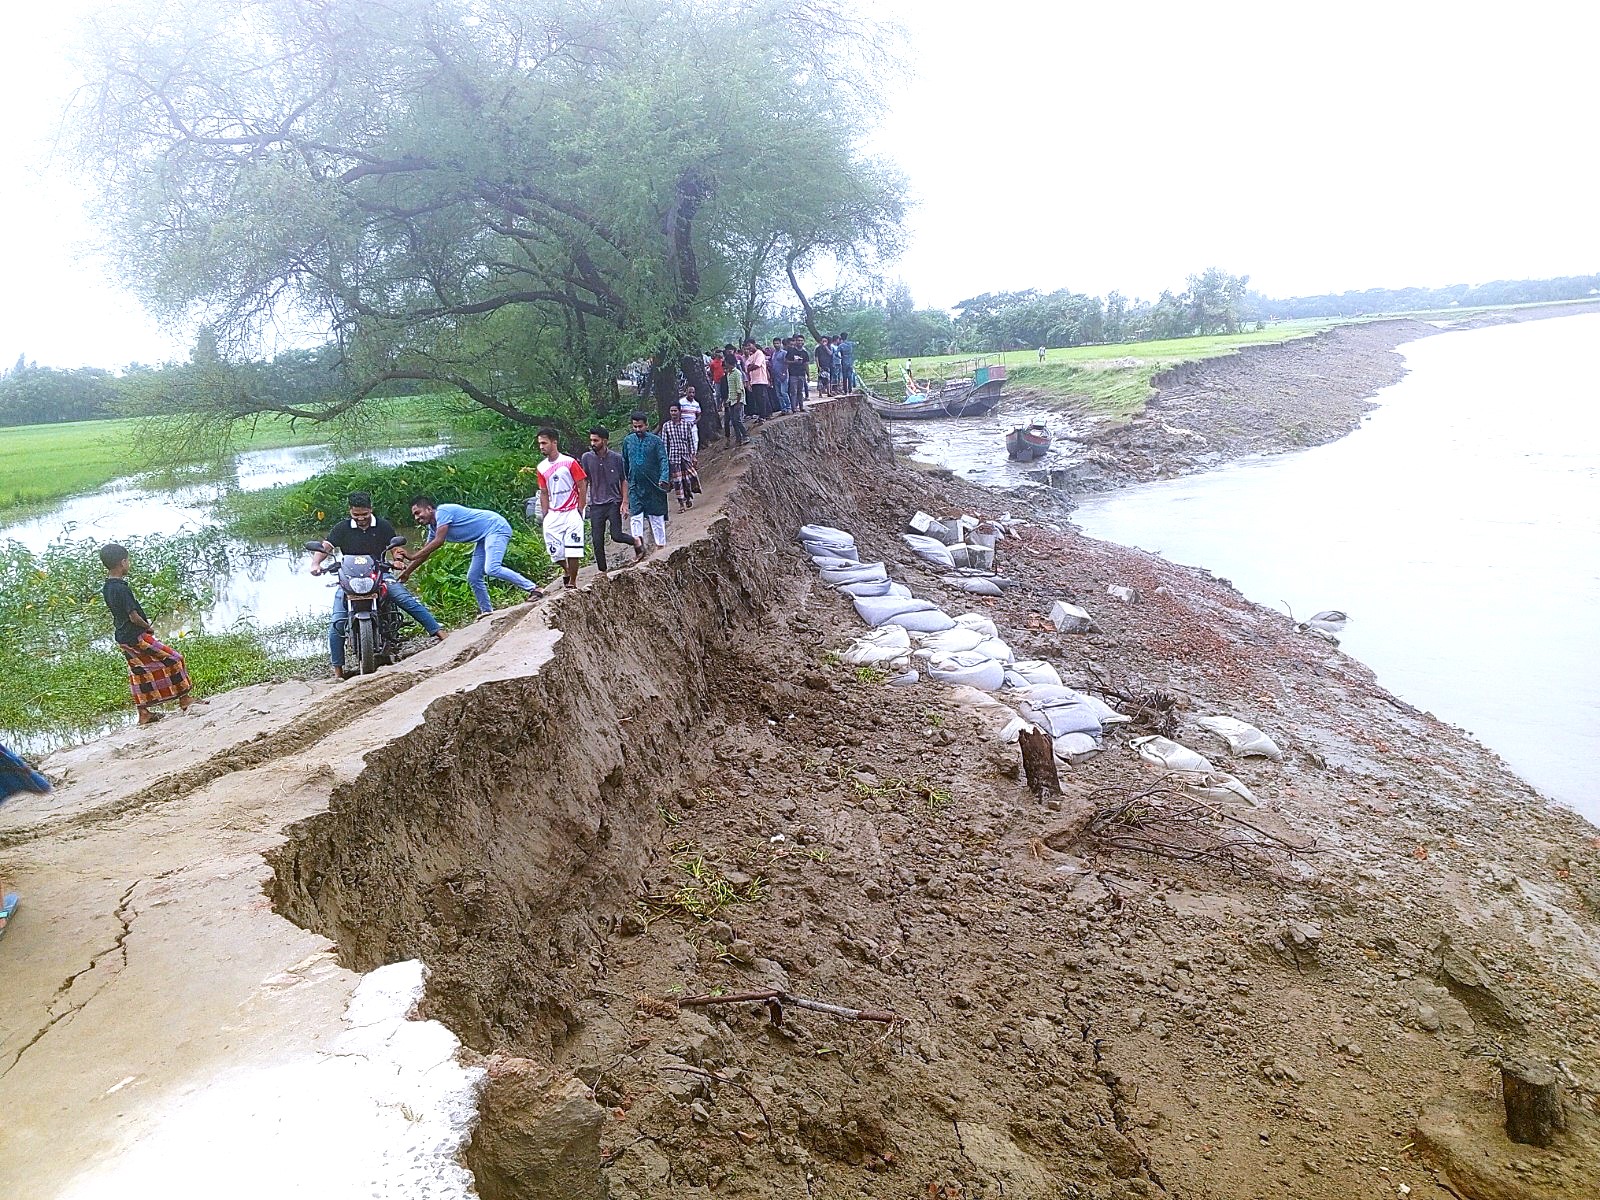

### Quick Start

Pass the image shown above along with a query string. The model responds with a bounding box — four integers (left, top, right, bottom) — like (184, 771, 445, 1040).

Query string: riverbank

(3, 396, 1595, 1199)
(1056, 301, 1600, 493)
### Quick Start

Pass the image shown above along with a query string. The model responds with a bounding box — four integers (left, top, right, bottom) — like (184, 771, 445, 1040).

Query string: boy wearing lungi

(100, 543, 192, 725)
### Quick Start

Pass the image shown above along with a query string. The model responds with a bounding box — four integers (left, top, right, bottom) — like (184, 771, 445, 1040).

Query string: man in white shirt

(535, 428, 589, 589)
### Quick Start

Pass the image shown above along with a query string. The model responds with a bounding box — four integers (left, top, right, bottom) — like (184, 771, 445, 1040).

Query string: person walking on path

(533, 428, 589, 590)
(580, 425, 645, 572)
(621, 411, 670, 552)
(1038, 345, 1047, 363)
(100, 542, 192, 725)
(399, 498, 543, 618)
(310, 491, 446, 680)
(660, 402, 700, 511)
(0, 741, 49, 939)
(722, 350, 749, 445)
(743, 338, 774, 421)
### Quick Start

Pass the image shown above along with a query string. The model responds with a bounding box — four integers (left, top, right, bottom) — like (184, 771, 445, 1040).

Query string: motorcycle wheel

(357, 619, 377, 675)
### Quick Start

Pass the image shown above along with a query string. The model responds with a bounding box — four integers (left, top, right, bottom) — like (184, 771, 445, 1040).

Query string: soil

(5, 394, 1597, 1199)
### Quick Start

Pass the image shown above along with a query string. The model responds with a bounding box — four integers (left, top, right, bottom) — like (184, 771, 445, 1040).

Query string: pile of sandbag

(905, 510, 1018, 578)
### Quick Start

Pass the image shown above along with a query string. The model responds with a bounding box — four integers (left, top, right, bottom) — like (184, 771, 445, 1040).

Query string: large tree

(73, 0, 904, 434)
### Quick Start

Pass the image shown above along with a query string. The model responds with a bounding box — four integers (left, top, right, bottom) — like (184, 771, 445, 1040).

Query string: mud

(6, 396, 1597, 1199)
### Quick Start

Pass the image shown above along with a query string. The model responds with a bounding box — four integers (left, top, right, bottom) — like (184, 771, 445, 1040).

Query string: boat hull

(864, 379, 1005, 421)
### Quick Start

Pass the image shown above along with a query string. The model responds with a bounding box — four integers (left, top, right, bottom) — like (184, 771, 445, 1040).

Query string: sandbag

(819, 562, 887, 586)
(1007, 659, 1062, 687)
(952, 614, 999, 638)
(885, 582, 915, 598)
(835, 578, 894, 597)
(902, 533, 956, 570)
(973, 637, 1014, 664)
(804, 540, 859, 562)
(918, 628, 985, 654)
(925, 650, 1005, 691)
(853, 595, 936, 627)
(1183, 772, 1257, 805)
(812, 555, 859, 570)
(894, 608, 956, 634)
(1022, 685, 1127, 726)
(1018, 696, 1102, 739)
(1053, 732, 1101, 761)
(799, 524, 855, 548)
(941, 574, 1005, 596)
(841, 625, 912, 666)
(1131, 735, 1214, 775)
(888, 669, 920, 687)
(1196, 715, 1284, 760)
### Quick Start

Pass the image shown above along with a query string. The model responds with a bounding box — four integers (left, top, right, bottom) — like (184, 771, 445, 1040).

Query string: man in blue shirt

(837, 332, 856, 392)
(398, 496, 543, 618)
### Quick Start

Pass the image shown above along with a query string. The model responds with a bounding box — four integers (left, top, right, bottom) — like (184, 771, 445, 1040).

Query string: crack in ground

(1, 881, 139, 1078)
(1067, 995, 1170, 1196)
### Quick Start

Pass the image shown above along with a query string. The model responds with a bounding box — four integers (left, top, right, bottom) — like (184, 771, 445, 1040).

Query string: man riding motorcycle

(309, 492, 447, 680)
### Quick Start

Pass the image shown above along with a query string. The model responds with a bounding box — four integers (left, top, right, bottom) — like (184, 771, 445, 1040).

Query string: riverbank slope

(2, 397, 1596, 1199)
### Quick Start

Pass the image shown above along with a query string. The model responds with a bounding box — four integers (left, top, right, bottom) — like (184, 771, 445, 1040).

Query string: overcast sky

(3, 0, 1597, 369)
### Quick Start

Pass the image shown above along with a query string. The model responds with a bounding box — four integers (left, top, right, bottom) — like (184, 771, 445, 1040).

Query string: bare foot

(138, 710, 165, 725)
(434, 629, 449, 643)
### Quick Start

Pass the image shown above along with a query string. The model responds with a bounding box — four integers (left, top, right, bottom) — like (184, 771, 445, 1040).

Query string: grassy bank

(0, 397, 462, 513)
(0, 531, 321, 749)
(863, 321, 1340, 422)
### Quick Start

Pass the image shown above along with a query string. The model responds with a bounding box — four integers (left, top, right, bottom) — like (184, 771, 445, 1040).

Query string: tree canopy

(74, 0, 905, 429)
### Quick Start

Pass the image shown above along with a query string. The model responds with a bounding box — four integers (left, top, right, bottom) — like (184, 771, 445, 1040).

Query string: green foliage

(0, 533, 317, 746)
(0, 364, 122, 427)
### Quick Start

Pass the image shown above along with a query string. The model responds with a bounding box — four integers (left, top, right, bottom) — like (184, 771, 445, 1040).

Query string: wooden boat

(864, 362, 1007, 421)
(1006, 422, 1052, 461)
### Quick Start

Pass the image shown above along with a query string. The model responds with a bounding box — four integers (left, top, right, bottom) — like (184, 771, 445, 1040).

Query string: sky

(2, 0, 1597, 369)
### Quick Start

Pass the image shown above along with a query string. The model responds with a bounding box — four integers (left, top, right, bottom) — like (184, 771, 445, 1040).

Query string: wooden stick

(676, 988, 898, 1025)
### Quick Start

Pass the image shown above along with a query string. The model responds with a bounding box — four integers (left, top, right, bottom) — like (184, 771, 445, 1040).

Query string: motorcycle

(305, 536, 409, 676)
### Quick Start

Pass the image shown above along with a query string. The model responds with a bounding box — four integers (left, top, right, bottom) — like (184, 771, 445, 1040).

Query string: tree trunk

(1502, 1060, 1566, 1147)
(786, 252, 824, 342)
(1018, 727, 1061, 798)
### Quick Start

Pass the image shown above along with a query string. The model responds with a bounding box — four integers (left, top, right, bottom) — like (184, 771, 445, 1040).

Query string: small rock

(689, 1100, 710, 1124)
(1106, 584, 1140, 604)
(1416, 1004, 1441, 1032)
(802, 674, 830, 691)
(949, 992, 973, 1010)
(727, 939, 757, 964)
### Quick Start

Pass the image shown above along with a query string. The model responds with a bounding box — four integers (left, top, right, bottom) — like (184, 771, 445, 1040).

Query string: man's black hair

(537, 426, 559, 443)
(629, 410, 650, 423)
(410, 494, 436, 508)
(99, 542, 129, 570)
(589, 424, 610, 439)
(348, 491, 372, 509)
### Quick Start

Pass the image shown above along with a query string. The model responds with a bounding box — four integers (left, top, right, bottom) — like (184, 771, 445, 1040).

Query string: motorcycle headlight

(348, 577, 376, 594)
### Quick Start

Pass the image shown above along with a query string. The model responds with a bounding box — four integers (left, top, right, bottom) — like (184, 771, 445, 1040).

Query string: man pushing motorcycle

(310, 492, 447, 680)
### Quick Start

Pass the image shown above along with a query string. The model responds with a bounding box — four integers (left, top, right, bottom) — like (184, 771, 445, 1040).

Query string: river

(1072, 315, 1600, 823)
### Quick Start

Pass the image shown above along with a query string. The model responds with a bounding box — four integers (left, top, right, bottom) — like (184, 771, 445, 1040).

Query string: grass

(641, 852, 767, 924)
(0, 397, 459, 514)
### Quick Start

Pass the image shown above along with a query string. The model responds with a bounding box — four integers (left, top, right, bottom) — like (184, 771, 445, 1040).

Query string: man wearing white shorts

(535, 428, 588, 589)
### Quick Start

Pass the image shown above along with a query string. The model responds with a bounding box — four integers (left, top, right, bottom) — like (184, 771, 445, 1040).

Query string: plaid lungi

(0, 743, 50, 802)
(119, 632, 191, 707)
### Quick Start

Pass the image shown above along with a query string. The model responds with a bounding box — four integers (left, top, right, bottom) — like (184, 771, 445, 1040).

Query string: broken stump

(1502, 1059, 1566, 1147)
(1018, 726, 1061, 797)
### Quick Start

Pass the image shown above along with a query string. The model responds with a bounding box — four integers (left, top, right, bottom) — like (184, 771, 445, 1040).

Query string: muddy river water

(1072, 316, 1600, 822)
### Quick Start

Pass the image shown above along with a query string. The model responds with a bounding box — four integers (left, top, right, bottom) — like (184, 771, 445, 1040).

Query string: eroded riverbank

(3, 397, 1596, 1199)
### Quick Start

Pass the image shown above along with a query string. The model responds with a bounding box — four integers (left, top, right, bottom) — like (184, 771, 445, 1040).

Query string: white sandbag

(1195, 715, 1284, 760)
(835, 578, 894, 597)
(998, 716, 1033, 744)
(799, 524, 855, 548)
(1008, 659, 1062, 687)
(945, 684, 1018, 718)
(1131, 735, 1214, 775)
(1183, 772, 1257, 805)
(1053, 732, 1101, 760)
(941, 573, 1005, 596)
(841, 625, 911, 666)
(1050, 600, 1093, 634)
(902, 533, 956, 570)
(888, 669, 920, 687)
(853, 595, 936, 627)
(804, 540, 859, 562)
(812, 555, 859, 570)
(973, 637, 1014, 664)
(820, 562, 887, 586)
(926, 650, 1006, 691)
(918, 628, 985, 655)
(952, 614, 999, 638)
(885, 582, 915, 598)
(1022, 685, 1127, 726)
(894, 608, 956, 634)
(1018, 696, 1102, 738)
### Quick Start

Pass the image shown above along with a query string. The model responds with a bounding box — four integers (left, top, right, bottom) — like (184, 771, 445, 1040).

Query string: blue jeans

(468, 530, 537, 612)
(774, 377, 790, 412)
(330, 577, 440, 668)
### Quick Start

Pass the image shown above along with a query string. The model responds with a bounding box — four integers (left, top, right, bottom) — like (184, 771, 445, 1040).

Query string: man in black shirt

(310, 491, 446, 679)
(813, 336, 834, 396)
(783, 336, 811, 412)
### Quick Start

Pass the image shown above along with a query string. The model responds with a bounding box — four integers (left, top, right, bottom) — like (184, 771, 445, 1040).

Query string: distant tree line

(1240, 274, 1600, 321)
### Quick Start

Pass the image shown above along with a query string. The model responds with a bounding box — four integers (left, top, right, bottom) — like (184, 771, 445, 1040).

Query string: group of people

(692, 332, 858, 435)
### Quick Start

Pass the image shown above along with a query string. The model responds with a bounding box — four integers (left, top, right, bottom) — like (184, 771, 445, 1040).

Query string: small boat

(864, 362, 1007, 421)
(1006, 422, 1052, 461)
